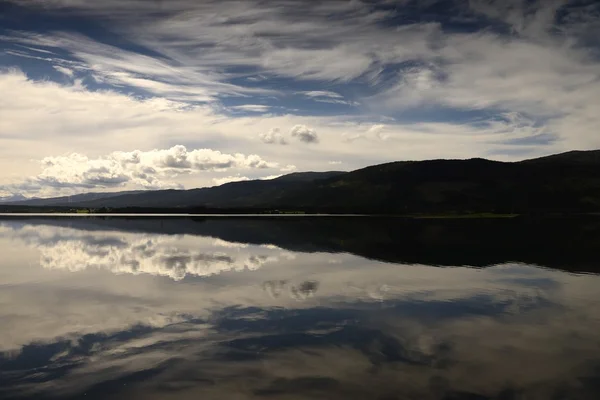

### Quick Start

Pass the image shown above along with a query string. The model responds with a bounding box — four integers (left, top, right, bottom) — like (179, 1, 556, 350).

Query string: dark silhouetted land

(2, 150, 600, 215)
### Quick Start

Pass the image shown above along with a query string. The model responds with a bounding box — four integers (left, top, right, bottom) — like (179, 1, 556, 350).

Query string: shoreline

(0, 212, 592, 219)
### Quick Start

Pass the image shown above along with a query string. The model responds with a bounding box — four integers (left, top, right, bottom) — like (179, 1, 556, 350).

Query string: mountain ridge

(3, 150, 600, 214)
(7, 190, 149, 207)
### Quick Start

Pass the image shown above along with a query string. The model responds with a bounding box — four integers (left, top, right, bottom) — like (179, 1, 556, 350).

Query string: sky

(0, 0, 599, 198)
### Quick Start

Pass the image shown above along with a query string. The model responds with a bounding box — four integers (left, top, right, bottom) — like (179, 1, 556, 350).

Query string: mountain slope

(6, 190, 148, 206)
(45, 171, 346, 209)
(0, 194, 31, 203)
(5, 151, 600, 214)
(273, 152, 600, 213)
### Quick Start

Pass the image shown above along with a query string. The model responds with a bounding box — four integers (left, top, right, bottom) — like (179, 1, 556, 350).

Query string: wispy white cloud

(2, 31, 274, 103)
(370, 32, 600, 148)
(230, 104, 271, 112)
(467, 0, 571, 39)
(52, 65, 74, 77)
(298, 91, 344, 99)
(16, 45, 57, 55)
(298, 90, 358, 106)
(1, 0, 434, 88)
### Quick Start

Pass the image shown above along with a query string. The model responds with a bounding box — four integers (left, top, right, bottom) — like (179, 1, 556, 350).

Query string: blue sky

(0, 0, 599, 197)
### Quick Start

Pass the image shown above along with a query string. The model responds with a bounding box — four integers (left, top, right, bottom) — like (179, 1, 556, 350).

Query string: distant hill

(5, 190, 147, 206)
(272, 171, 345, 182)
(274, 152, 600, 214)
(3, 151, 600, 214)
(3, 172, 345, 209)
(67, 171, 347, 209)
(520, 150, 600, 165)
(0, 194, 31, 203)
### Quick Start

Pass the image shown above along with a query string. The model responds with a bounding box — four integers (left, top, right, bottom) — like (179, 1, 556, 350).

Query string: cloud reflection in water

(0, 223, 294, 280)
(0, 218, 599, 399)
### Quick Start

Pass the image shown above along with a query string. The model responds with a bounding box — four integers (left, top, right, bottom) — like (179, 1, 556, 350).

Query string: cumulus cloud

(259, 127, 288, 145)
(259, 125, 320, 146)
(290, 125, 319, 144)
(19, 146, 279, 191)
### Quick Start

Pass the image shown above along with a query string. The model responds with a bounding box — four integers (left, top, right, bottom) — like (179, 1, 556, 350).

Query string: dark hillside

(5, 151, 600, 214)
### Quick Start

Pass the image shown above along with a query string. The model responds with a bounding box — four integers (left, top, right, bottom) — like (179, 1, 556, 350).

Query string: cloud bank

(14, 146, 280, 192)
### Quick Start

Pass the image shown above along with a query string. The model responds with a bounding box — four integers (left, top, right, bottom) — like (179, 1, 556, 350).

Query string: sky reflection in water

(0, 217, 600, 399)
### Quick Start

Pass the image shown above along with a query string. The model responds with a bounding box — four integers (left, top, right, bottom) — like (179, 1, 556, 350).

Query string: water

(1, 216, 599, 399)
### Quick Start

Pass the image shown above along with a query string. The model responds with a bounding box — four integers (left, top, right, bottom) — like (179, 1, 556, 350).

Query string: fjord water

(1, 217, 600, 399)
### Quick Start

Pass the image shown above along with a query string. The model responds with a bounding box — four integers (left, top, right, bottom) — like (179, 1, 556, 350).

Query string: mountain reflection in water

(0, 216, 599, 400)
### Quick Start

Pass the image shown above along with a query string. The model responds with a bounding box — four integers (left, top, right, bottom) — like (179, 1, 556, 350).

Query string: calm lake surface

(1, 216, 600, 399)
